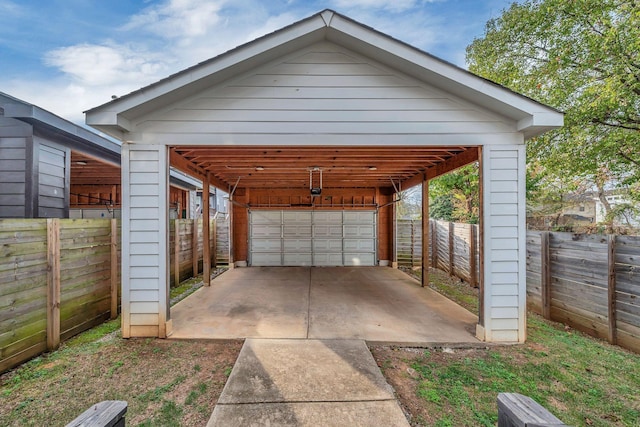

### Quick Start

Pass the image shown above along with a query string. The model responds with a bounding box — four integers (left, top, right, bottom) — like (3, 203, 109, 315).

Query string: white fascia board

(327, 14, 563, 131)
(85, 110, 132, 137)
(517, 112, 565, 138)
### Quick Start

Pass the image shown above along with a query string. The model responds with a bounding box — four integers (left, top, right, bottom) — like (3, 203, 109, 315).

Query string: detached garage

(86, 10, 563, 342)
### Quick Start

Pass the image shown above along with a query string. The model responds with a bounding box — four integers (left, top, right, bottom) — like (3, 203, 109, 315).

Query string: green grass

(1, 282, 241, 427)
(398, 268, 640, 426)
(408, 316, 640, 426)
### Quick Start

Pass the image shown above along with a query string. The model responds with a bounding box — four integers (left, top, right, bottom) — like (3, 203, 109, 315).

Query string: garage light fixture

(309, 167, 322, 196)
(255, 166, 265, 171)
(368, 166, 377, 171)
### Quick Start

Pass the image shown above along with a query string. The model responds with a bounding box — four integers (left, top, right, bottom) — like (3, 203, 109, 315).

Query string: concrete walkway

(170, 267, 478, 345)
(207, 339, 409, 426)
(171, 267, 479, 425)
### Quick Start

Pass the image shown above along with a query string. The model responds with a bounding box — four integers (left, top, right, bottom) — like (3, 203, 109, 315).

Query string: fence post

(541, 232, 551, 319)
(421, 177, 429, 287)
(46, 218, 61, 351)
(174, 220, 180, 287)
(469, 225, 478, 288)
(110, 219, 118, 320)
(212, 218, 217, 269)
(448, 222, 454, 276)
(608, 234, 617, 345)
(192, 219, 199, 277)
(431, 220, 437, 269)
(410, 220, 415, 268)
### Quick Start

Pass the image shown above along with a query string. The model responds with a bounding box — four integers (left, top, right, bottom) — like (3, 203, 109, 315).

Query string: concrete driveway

(170, 267, 478, 345)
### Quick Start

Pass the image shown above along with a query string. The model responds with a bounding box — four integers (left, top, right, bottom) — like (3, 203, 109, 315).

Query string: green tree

(430, 193, 455, 222)
(466, 0, 640, 225)
(429, 164, 480, 223)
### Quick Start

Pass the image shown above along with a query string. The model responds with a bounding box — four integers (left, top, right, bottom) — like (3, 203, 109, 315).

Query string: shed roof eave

(1, 95, 122, 161)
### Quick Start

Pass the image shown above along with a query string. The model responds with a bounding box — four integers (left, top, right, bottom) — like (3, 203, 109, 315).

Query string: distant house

(527, 189, 639, 231)
(0, 92, 222, 219)
(594, 191, 640, 228)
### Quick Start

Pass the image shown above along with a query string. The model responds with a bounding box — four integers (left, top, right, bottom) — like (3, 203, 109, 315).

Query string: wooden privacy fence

(1, 219, 120, 373)
(1, 217, 230, 373)
(526, 231, 640, 353)
(397, 220, 640, 353)
(397, 219, 479, 287)
(169, 216, 229, 287)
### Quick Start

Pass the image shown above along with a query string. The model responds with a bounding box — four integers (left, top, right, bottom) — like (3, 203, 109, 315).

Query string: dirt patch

(1, 334, 242, 426)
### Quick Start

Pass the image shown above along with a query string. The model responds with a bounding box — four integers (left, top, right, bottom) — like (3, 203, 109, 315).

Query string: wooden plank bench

(65, 400, 127, 427)
(498, 393, 567, 427)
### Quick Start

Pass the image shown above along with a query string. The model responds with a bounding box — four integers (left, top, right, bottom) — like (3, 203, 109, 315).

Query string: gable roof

(86, 9, 562, 141)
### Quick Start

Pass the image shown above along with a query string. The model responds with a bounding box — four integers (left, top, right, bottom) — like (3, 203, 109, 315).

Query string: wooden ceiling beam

(170, 148, 231, 191)
(400, 147, 480, 190)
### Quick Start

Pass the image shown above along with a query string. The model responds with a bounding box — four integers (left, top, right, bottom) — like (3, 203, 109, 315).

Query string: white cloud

(329, 0, 426, 13)
(6, 77, 137, 125)
(45, 43, 169, 86)
(123, 0, 226, 39)
(0, 0, 22, 15)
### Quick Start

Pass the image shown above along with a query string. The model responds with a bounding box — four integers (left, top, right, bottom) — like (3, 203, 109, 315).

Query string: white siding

(121, 144, 169, 338)
(482, 145, 526, 342)
(131, 42, 517, 146)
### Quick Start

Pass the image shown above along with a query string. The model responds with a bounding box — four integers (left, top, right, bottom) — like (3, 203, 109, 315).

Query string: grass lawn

(371, 268, 640, 426)
(0, 271, 241, 427)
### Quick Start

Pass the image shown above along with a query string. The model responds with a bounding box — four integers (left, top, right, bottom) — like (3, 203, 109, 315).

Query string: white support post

(121, 143, 170, 338)
(479, 143, 526, 343)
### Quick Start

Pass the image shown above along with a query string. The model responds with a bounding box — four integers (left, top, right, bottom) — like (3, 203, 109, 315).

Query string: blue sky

(0, 0, 515, 124)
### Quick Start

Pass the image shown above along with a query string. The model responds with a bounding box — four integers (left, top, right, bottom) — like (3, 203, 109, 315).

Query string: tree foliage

(466, 0, 640, 205)
(429, 164, 480, 223)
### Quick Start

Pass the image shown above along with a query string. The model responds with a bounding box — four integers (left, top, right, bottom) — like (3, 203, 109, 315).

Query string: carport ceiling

(171, 145, 477, 190)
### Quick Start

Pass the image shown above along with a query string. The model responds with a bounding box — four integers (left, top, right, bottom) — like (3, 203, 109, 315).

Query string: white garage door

(250, 210, 376, 266)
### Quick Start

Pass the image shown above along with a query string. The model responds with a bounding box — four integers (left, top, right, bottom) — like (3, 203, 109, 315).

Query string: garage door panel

(284, 239, 312, 251)
(344, 239, 375, 251)
(344, 224, 375, 238)
(344, 253, 375, 266)
(284, 224, 311, 237)
(313, 239, 342, 252)
(284, 253, 312, 266)
(251, 211, 282, 224)
(252, 226, 281, 238)
(251, 238, 282, 251)
(283, 211, 312, 223)
(314, 211, 342, 224)
(313, 224, 342, 237)
(343, 211, 374, 223)
(251, 252, 282, 266)
(313, 253, 343, 266)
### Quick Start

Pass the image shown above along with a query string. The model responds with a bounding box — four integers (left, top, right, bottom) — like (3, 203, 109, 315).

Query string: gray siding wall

(0, 137, 28, 218)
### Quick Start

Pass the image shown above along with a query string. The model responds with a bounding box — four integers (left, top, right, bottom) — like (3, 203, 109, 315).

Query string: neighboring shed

(0, 92, 211, 219)
(86, 10, 563, 342)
